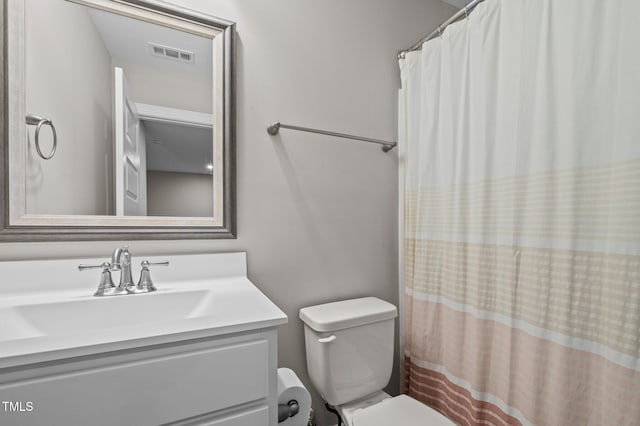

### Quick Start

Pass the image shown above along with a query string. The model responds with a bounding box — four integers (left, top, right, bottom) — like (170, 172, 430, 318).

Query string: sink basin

(13, 289, 210, 336)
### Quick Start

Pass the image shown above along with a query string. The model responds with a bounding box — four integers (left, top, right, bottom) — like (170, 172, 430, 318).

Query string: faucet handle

(78, 261, 110, 271)
(78, 262, 116, 297)
(144, 260, 169, 267)
(133, 260, 169, 294)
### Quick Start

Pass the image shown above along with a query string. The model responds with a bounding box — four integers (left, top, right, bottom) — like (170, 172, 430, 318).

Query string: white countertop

(0, 252, 287, 368)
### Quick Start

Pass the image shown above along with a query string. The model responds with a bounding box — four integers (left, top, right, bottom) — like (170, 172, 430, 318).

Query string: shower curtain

(398, 0, 640, 425)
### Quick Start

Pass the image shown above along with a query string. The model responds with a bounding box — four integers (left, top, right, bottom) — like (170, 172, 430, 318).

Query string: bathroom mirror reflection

(26, 0, 213, 218)
(2, 0, 236, 240)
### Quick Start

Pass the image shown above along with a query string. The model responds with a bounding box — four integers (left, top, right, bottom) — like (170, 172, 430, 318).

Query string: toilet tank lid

(299, 297, 397, 332)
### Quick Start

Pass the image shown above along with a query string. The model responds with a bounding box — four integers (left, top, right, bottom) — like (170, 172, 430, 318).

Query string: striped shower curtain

(398, 0, 640, 425)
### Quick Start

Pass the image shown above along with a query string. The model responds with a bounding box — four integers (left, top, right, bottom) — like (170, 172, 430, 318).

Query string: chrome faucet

(79, 246, 169, 296)
(78, 262, 115, 296)
(111, 246, 135, 294)
(133, 260, 168, 293)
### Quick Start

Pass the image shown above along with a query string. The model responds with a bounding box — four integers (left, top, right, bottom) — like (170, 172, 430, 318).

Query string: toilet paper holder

(277, 367, 311, 425)
(278, 400, 300, 423)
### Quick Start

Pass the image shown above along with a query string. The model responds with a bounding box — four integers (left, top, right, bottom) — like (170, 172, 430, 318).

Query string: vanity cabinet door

(197, 405, 268, 426)
(0, 337, 271, 426)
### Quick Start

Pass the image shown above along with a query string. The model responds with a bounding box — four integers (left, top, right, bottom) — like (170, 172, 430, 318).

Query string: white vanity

(0, 252, 287, 426)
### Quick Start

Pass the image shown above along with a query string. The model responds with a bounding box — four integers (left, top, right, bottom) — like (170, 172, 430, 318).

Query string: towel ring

(26, 114, 57, 160)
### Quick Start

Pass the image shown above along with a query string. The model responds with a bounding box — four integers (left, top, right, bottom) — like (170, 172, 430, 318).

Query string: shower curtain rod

(266, 122, 397, 152)
(398, 0, 485, 59)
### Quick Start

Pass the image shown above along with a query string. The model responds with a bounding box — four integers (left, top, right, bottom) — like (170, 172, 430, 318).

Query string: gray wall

(115, 60, 214, 114)
(147, 171, 214, 217)
(25, 0, 113, 215)
(5, 1, 455, 424)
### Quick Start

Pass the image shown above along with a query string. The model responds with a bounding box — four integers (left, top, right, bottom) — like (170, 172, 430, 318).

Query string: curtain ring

(26, 114, 57, 160)
(464, 6, 469, 20)
(438, 26, 443, 38)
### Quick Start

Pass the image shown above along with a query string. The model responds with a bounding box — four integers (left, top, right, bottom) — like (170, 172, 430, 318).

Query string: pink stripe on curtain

(404, 358, 522, 426)
(404, 297, 640, 425)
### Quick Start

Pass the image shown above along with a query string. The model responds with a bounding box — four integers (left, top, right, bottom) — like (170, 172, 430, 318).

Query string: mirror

(1, 0, 236, 240)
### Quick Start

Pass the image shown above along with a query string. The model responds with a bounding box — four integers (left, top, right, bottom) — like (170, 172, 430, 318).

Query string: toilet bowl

(300, 297, 455, 426)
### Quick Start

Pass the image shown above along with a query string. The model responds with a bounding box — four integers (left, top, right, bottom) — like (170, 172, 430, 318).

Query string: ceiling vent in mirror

(148, 42, 194, 63)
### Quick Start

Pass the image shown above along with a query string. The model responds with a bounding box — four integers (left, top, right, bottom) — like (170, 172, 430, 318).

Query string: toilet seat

(352, 395, 454, 426)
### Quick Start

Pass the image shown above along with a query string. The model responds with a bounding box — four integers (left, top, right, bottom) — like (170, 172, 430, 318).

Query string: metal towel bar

(267, 122, 396, 153)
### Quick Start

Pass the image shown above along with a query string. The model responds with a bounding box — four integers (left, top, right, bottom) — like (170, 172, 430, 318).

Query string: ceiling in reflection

(144, 121, 213, 175)
(88, 7, 212, 76)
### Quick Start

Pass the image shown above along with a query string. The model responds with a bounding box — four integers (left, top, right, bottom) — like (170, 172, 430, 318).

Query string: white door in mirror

(114, 67, 147, 216)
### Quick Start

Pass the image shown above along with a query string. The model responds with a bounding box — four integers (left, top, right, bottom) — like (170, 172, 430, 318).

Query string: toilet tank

(299, 297, 397, 406)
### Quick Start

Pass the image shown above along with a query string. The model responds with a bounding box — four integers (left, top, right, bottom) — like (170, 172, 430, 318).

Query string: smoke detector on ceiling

(148, 42, 194, 63)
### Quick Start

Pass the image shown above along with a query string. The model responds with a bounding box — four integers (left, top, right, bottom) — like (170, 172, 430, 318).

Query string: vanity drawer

(0, 338, 270, 426)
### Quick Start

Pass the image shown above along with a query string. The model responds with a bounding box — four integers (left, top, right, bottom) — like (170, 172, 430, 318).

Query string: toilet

(300, 297, 454, 426)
